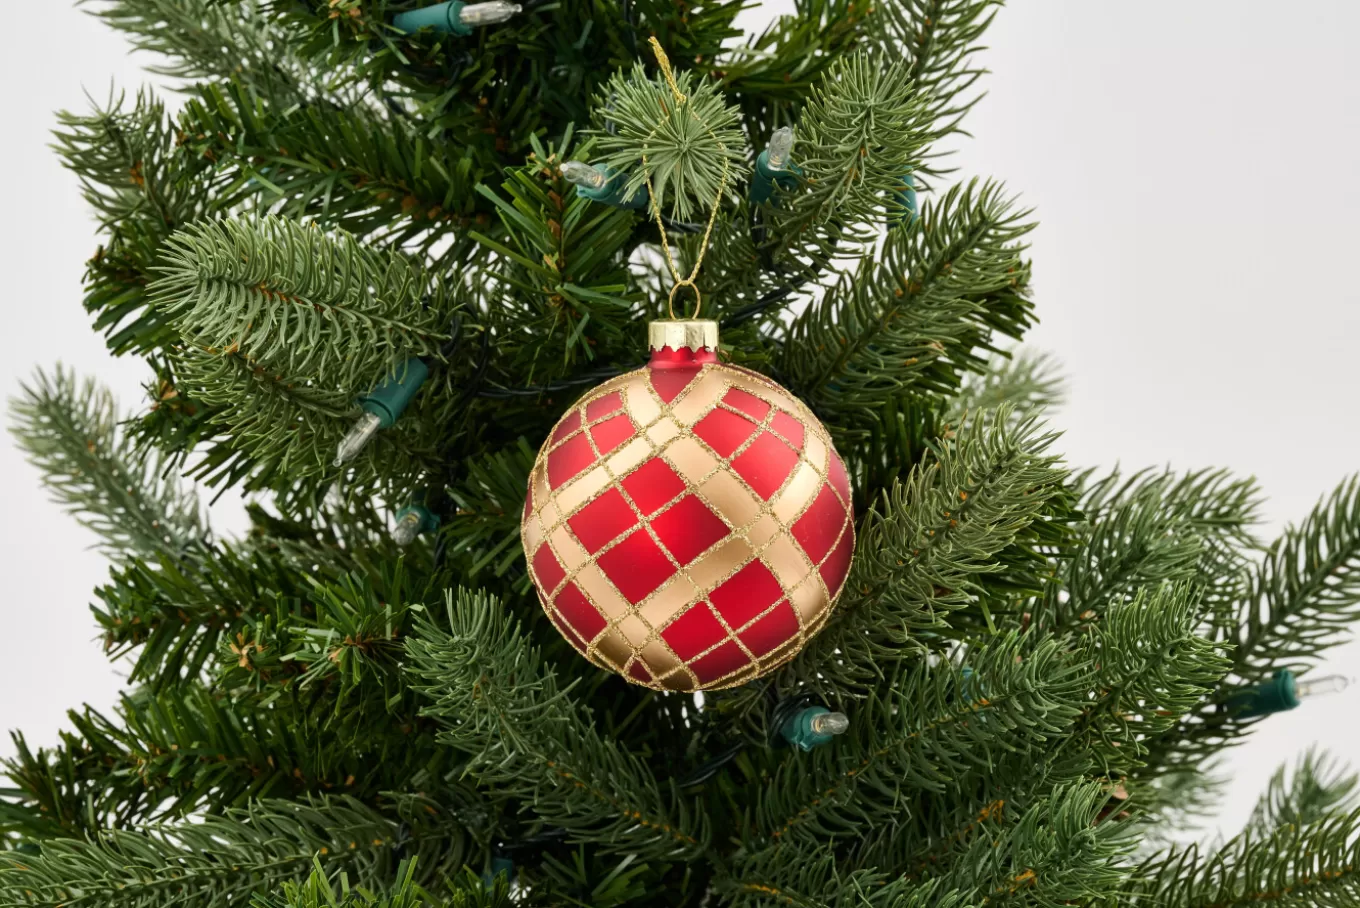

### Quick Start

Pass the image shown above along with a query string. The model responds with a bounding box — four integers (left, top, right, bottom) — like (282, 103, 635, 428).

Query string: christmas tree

(5, 1, 1360, 905)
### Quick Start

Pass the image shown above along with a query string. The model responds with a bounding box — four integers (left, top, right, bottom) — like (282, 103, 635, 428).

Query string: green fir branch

(786, 410, 1068, 696)
(871, 0, 1002, 148)
(765, 52, 932, 269)
(1076, 584, 1231, 775)
(1130, 808, 1360, 907)
(783, 179, 1035, 437)
(1133, 765, 1230, 854)
(721, 852, 950, 908)
(252, 860, 511, 908)
(148, 216, 466, 491)
(152, 216, 450, 389)
(471, 134, 640, 383)
(84, 0, 321, 101)
(1036, 468, 1263, 633)
(593, 64, 748, 222)
(1246, 749, 1360, 837)
(93, 501, 409, 691)
(0, 797, 468, 908)
(8, 367, 204, 560)
(53, 89, 231, 353)
(1230, 475, 1360, 681)
(928, 782, 1133, 904)
(753, 635, 1088, 846)
(948, 349, 1065, 422)
(0, 683, 445, 842)
(180, 78, 488, 266)
(443, 440, 538, 587)
(406, 589, 708, 861)
(720, 1, 878, 135)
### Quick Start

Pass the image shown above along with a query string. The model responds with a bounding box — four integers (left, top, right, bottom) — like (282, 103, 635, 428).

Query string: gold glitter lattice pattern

(520, 361, 855, 691)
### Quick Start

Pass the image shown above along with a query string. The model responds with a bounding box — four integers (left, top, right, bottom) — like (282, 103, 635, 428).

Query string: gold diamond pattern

(522, 361, 854, 691)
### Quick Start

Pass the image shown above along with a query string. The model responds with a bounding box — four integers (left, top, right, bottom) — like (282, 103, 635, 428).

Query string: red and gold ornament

(521, 319, 855, 691)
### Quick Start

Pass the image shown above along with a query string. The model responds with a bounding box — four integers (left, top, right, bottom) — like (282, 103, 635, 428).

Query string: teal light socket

(396, 503, 441, 535)
(780, 705, 835, 752)
(1227, 669, 1300, 718)
(893, 171, 918, 225)
(574, 165, 648, 210)
(359, 357, 430, 428)
(481, 855, 513, 890)
(394, 1, 472, 36)
(750, 150, 802, 205)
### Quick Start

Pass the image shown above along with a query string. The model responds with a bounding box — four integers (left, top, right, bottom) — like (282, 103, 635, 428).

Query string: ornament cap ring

(667, 279, 702, 320)
(649, 318, 719, 353)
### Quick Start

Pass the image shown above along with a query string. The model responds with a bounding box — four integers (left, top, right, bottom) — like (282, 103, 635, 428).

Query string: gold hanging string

(642, 36, 730, 321)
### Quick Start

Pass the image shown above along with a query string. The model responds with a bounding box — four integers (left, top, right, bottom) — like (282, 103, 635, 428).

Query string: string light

(893, 171, 918, 225)
(392, 498, 440, 546)
(1297, 673, 1353, 697)
(335, 358, 430, 467)
(394, 1, 522, 37)
(560, 161, 648, 209)
(750, 127, 801, 204)
(1226, 669, 1353, 718)
(780, 705, 850, 751)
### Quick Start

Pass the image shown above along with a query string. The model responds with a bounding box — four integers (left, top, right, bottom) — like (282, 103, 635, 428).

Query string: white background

(1, 2, 1356, 839)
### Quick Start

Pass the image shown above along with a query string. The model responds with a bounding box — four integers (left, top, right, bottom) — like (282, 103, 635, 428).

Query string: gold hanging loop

(641, 37, 729, 323)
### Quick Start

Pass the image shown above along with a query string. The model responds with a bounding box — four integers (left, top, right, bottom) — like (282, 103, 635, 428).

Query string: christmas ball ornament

(521, 319, 855, 691)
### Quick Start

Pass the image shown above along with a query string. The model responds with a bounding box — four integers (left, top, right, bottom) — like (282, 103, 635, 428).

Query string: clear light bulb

(766, 127, 795, 171)
(459, 1, 522, 28)
(1296, 674, 1353, 699)
(392, 510, 424, 546)
(561, 160, 608, 190)
(334, 411, 382, 466)
(809, 711, 849, 737)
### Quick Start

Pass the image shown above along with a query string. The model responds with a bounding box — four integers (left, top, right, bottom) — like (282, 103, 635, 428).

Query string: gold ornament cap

(649, 319, 719, 353)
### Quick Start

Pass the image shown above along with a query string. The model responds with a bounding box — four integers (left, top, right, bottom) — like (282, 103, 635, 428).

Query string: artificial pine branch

(751, 634, 1088, 848)
(1231, 474, 1360, 680)
(872, 0, 1003, 153)
(0, 797, 470, 908)
(0, 681, 447, 842)
(1246, 748, 1360, 836)
(9, 367, 205, 559)
(948, 349, 1066, 422)
(86, 0, 321, 101)
(780, 410, 1068, 696)
(180, 79, 490, 267)
(153, 216, 451, 388)
(1131, 808, 1360, 907)
(442, 440, 539, 587)
(252, 860, 513, 908)
(783, 179, 1036, 440)
(594, 63, 749, 221)
(147, 215, 468, 490)
(1033, 468, 1262, 634)
(471, 134, 640, 381)
(1075, 583, 1230, 774)
(406, 589, 709, 861)
(764, 52, 931, 274)
(53, 89, 230, 353)
(721, 852, 948, 908)
(925, 782, 1132, 904)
